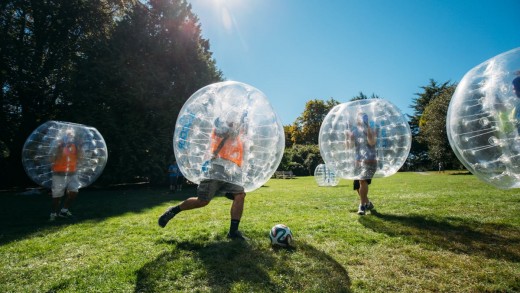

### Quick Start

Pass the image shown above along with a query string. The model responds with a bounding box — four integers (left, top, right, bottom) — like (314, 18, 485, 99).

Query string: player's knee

(234, 193, 246, 201)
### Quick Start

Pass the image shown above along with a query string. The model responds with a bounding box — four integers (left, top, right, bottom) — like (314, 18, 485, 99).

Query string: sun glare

(192, 0, 242, 33)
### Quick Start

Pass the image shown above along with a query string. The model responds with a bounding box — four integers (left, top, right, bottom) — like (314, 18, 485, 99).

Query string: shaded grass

(1, 172, 519, 292)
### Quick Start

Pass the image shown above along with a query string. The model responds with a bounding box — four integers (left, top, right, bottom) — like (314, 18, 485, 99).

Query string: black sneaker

(365, 201, 375, 211)
(227, 230, 249, 240)
(158, 207, 177, 228)
(357, 204, 366, 215)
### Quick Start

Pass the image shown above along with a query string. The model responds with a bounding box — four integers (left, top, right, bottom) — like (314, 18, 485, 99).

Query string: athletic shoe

(365, 201, 375, 211)
(49, 213, 57, 222)
(58, 210, 73, 218)
(227, 230, 249, 240)
(357, 204, 366, 215)
(158, 207, 177, 228)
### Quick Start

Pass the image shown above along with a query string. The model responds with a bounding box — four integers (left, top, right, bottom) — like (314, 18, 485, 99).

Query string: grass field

(1, 171, 519, 292)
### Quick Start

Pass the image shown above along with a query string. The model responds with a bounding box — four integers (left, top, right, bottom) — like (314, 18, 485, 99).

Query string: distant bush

(279, 144, 322, 176)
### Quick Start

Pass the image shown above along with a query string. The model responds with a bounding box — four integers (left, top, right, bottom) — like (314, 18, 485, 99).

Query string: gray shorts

(197, 179, 245, 202)
(52, 173, 80, 198)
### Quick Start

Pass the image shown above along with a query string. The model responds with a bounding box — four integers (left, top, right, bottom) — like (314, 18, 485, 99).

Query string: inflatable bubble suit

(173, 81, 285, 192)
(447, 47, 520, 189)
(314, 164, 340, 186)
(319, 99, 411, 179)
(22, 121, 108, 189)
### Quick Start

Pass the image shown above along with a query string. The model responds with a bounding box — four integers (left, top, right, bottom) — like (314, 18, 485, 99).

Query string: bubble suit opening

(174, 81, 285, 192)
(314, 164, 340, 186)
(22, 121, 108, 188)
(447, 47, 520, 189)
(319, 99, 411, 179)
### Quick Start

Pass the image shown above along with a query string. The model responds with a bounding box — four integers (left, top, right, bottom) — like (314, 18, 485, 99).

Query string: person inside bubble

(346, 112, 377, 215)
(513, 75, 520, 99)
(512, 76, 520, 129)
(158, 111, 249, 240)
(509, 75, 520, 154)
(492, 75, 520, 137)
(49, 129, 82, 221)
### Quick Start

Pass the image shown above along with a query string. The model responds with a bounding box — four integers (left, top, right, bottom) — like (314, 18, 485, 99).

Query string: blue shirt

(351, 127, 376, 161)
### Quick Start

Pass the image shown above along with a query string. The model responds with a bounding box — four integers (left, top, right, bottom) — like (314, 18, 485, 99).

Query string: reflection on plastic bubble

(319, 99, 411, 179)
(447, 47, 520, 189)
(314, 164, 340, 186)
(22, 121, 108, 188)
(173, 81, 285, 192)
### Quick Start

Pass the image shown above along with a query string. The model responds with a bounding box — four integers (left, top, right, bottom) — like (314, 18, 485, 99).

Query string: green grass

(1, 172, 519, 292)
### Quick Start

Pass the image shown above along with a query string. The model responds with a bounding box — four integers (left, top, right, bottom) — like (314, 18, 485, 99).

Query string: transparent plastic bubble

(173, 81, 285, 192)
(22, 121, 108, 188)
(314, 164, 340, 186)
(447, 47, 520, 189)
(319, 99, 411, 179)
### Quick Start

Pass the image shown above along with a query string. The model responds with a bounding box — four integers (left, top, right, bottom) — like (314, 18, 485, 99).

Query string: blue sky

(189, 0, 520, 125)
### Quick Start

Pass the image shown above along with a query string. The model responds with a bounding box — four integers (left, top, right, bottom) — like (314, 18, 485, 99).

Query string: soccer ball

(269, 224, 293, 247)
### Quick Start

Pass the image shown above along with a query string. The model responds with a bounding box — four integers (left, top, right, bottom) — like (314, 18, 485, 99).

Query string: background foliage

(1, 0, 461, 188)
(0, 0, 222, 188)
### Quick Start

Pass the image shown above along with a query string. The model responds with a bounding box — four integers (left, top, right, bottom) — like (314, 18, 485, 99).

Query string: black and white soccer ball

(269, 224, 293, 247)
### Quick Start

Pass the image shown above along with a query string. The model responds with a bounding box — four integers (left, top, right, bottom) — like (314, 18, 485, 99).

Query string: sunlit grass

(1, 172, 519, 292)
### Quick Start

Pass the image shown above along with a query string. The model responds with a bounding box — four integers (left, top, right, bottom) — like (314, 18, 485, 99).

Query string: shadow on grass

(135, 238, 351, 292)
(359, 211, 520, 262)
(449, 171, 472, 175)
(0, 185, 195, 245)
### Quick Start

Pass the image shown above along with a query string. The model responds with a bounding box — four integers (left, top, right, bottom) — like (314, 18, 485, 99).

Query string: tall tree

(291, 98, 339, 145)
(66, 0, 222, 184)
(407, 79, 453, 170)
(0, 0, 127, 187)
(418, 83, 458, 168)
(350, 92, 380, 101)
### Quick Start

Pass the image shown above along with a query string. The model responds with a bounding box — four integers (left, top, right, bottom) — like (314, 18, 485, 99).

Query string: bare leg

(179, 197, 210, 211)
(230, 193, 246, 220)
(52, 197, 61, 213)
(63, 191, 78, 210)
(358, 180, 369, 205)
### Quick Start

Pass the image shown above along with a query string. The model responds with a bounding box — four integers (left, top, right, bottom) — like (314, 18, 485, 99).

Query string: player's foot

(49, 213, 57, 222)
(227, 230, 249, 240)
(58, 210, 73, 219)
(158, 207, 177, 228)
(365, 201, 375, 211)
(357, 204, 366, 215)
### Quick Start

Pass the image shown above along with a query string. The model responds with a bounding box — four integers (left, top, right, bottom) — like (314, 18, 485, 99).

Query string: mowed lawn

(1, 172, 519, 292)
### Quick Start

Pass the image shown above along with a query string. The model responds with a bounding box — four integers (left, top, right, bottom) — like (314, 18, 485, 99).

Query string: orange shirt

(52, 144, 78, 173)
(210, 132, 243, 167)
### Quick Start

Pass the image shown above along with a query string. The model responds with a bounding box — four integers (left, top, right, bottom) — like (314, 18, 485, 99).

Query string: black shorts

(197, 179, 245, 202)
(353, 179, 372, 190)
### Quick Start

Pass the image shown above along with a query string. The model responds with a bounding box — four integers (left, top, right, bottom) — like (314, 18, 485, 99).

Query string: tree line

(1, 0, 222, 188)
(1, 0, 460, 189)
(283, 82, 461, 176)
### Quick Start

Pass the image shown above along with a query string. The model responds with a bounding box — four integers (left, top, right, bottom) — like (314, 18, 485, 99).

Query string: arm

(366, 126, 377, 146)
(345, 131, 354, 149)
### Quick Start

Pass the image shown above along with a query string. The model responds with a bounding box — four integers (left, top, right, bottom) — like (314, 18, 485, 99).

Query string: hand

(362, 114, 369, 126)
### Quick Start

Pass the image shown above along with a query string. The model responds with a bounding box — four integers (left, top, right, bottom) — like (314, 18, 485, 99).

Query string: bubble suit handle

(447, 47, 520, 189)
(173, 81, 285, 192)
(319, 99, 411, 179)
(22, 121, 108, 188)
